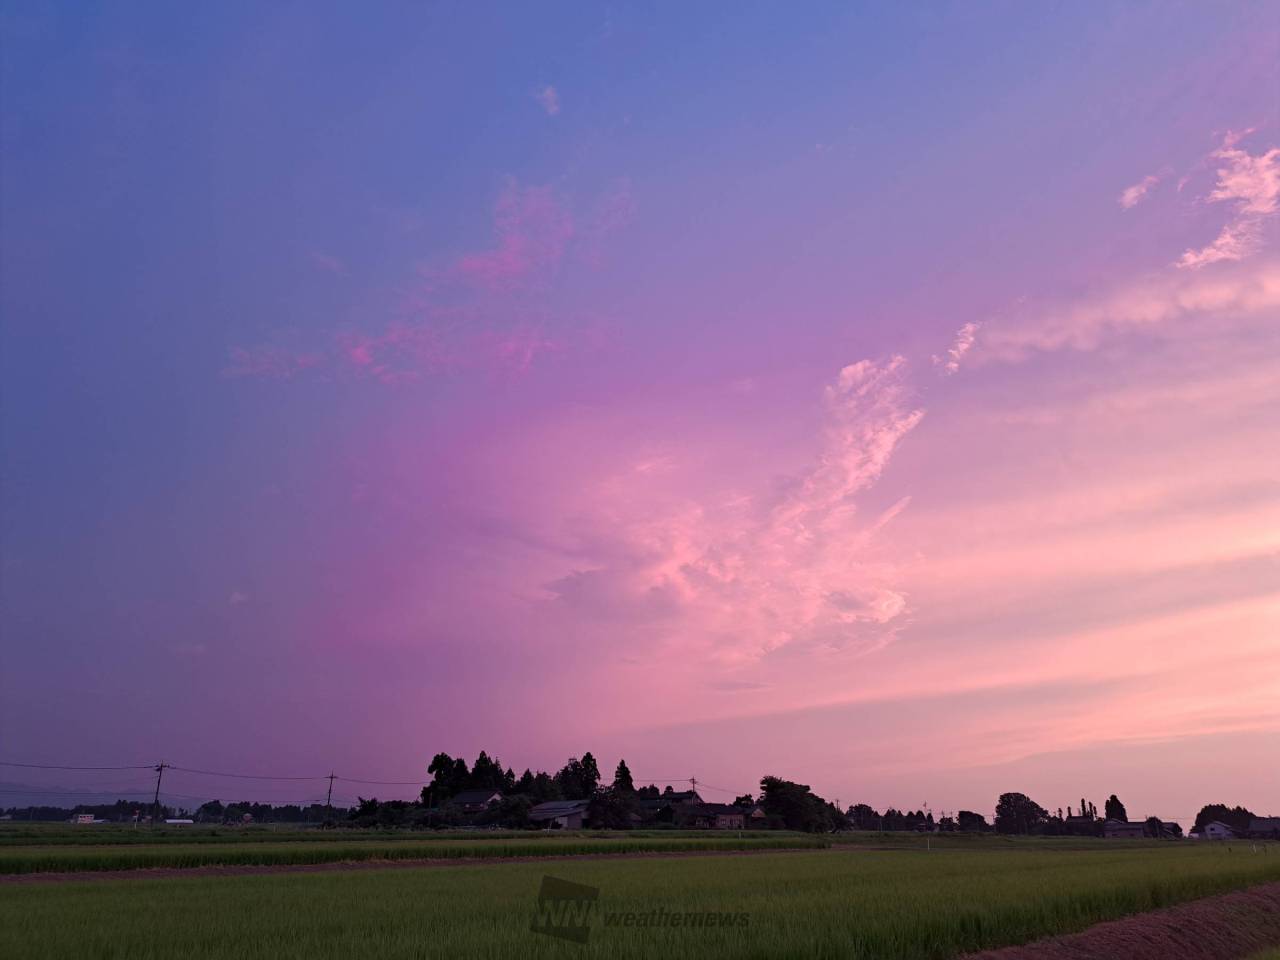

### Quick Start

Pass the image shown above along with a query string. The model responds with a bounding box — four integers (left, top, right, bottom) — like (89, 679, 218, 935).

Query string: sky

(1, 1, 1278, 824)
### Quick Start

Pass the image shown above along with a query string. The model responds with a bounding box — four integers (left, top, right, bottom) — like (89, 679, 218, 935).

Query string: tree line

(4, 750, 1258, 835)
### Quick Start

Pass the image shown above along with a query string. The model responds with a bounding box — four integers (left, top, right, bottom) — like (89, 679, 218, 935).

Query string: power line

(0, 788, 153, 797)
(168, 765, 324, 782)
(694, 781, 739, 794)
(157, 791, 343, 805)
(0, 761, 154, 771)
(0, 760, 427, 784)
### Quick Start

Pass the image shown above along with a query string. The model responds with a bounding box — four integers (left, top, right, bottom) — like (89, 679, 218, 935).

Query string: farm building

(637, 790, 703, 824)
(1202, 821, 1237, 840)
(684, 803, 747, 830)
(1103, 820, 1145, 839)
(528, 799, 590, 829)
(1063, 815, 1099, 836)
(1247, 817, 1280, 839)
(448, 790, 503, 814)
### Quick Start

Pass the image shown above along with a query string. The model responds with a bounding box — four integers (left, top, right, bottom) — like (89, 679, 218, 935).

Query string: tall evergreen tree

(580, 752, 601, 795)
(613, 759, 635, 793)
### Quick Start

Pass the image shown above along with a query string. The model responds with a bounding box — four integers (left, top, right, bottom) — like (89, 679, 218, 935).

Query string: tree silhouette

(612, 759, 635, 793)
(1104, 794, 1127, 822)
(994, 793, 1049, 834)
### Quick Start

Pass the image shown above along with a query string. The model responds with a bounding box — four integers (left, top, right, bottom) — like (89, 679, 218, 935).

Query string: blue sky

(3, 1, 1277, 817)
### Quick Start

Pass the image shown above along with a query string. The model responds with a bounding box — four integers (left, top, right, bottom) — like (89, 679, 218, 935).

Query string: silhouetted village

(5, 750, 1276, 841)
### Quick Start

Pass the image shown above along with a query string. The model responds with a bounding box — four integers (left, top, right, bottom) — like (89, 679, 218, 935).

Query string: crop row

(0, 834, 829, 874)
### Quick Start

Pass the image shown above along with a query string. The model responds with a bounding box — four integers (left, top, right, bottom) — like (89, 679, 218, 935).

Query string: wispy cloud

(533, 84, 560, 116)
(222, 345, 321, 380)
(227, 180, 635, 384)
(933, 321, 979, 374)
(453, 181, 574, 291)
(309, 251, 347, 276)
(544, 356, 925, 665)
(336, 322, 451, 384)
(980, 258, 1280, 359)
(1179, 130, 1280, 268)
(1118, 173, 1161, 210)
(486, 324, 558, 373)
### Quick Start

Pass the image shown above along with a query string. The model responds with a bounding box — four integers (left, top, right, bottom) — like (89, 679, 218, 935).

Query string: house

(644, 790, 702, 809)
(1103, 819, 1145, 839)
(1063, 815, 1098, 836)
(1246, 817, 1280, 839)
(448, 789, 503, 814)
(636, 790, 703, 823)
(1203, 821, 1237, 841)
(742, 804, 769, 828)
(529, 799, 591, 830)
(684, 803, 747, 830)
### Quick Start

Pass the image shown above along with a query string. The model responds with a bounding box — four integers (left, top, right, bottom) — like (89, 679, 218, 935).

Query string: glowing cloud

(1118, 173, 1161, 209)
(982, 259, 1280, 359)
(545, 356, 925, 665)
(933, 321, 979, 374)
(1179, 131, 1280, 268)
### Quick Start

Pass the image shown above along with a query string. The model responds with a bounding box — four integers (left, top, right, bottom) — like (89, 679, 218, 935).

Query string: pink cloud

(1179, 131, 1280, 268)
(309, 251, 347, 276)
(980, 258, 1280, 359)
(932, 321, 979, 374)
(539, 355, 925, 666)
(227, 181, 634, 385)
(1118, 173, 1161, 209)
(221, 345, 321, 380)
(533, 84, 560, 116)
(453, 181, 574, 291)
(335, 323, 450, 384)
(487, 325, 558, 373)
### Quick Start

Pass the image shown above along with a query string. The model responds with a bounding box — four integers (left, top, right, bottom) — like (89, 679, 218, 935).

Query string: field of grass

(0, 823, 757, 848)
(2, 840, 1279, 958)
(0, 823, 762, 847)
(0, 832, 828, 874)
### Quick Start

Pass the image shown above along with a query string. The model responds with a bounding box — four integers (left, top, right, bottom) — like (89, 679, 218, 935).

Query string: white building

(1203, 820, 1236, 840)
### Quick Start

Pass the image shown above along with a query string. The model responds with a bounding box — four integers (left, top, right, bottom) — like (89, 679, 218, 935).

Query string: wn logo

(530, 875, 600, 944)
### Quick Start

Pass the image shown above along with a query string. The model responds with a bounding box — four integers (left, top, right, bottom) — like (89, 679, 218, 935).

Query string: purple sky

(2, 2, 1278, 822)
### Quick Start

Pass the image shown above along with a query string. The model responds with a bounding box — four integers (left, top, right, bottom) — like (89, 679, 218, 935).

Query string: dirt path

(966, 881, 1280, 960)
(0, 844, 823, 885)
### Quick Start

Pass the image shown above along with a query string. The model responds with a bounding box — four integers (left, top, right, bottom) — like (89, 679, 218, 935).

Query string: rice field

(2, 838, 1279, 958)
(0, 824, 744, 847)
(0, 832, 827, 874)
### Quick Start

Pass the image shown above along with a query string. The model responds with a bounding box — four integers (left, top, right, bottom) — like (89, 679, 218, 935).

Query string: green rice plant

(1, 844, 1278, 959)
(0, 824, 797, 847)
(0, 833, 828, 874)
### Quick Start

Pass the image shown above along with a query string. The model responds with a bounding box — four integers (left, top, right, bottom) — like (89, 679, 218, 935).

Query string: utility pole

(690, 777, 697, 798)
(325, 773, 336, 820)
(151, 762, 167, 829)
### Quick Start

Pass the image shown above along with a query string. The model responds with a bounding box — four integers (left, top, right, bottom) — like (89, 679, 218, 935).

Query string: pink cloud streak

(539, 355, 925, 666)
(453, 182, 574, 291)
(1179, 131, 1280, 268)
